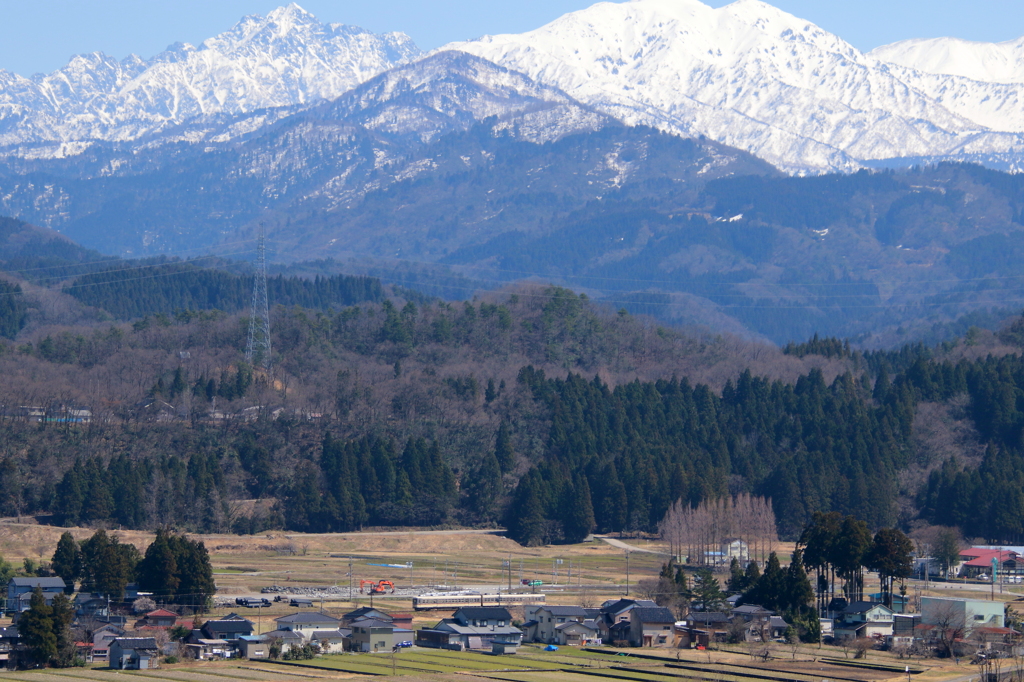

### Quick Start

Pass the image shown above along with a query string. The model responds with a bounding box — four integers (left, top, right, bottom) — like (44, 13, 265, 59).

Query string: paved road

(598, 536, 675, 556)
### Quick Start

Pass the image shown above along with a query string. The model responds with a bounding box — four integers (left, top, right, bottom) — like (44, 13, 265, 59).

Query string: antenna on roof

(245, 223, 272, 371)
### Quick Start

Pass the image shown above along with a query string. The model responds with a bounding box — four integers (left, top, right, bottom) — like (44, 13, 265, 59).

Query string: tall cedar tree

(166, 533, 215, 609)
(495, 422, 514, 474)
(692, 568, 725, 611)
(866, 528, 914, 609)
(50, 593, 76, 667)
(563, 474, 596, 543)
(137, 529, 180, 601)
(19, 588, 57, 666)
(745, 552, 786, 611)
(79, 530, 140, 600)
(50, 532, 81, 593)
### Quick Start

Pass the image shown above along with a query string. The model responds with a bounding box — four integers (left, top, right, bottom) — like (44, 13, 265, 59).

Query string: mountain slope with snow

(0, 3, 421, 149)
(445, 0, 1024, 172)
(871, 36, 1024, 84)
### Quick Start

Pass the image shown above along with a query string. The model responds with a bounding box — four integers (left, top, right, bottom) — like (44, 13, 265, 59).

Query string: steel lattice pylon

(245, 224, 272, 370)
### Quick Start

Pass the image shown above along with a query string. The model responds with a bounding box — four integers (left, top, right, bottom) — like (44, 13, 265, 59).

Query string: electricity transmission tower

(245, 224, 272, 370)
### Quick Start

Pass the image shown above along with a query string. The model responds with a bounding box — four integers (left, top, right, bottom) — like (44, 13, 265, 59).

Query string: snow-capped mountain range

(1, 0, 1023, 173)
(0, 4, 419, 152)
(448, 0, 1024, 173)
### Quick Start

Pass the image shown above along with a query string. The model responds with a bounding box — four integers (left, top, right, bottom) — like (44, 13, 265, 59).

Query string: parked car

(397, 641, 413, 648)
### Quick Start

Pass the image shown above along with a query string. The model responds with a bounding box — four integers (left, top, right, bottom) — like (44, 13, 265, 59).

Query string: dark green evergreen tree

(50, 532, 82, 593)
(494, 422, 514, 474)
(745, 552, 786, 611)
(866, 528, 914, 609)
(692, 568, 725, 611)
(781, 549, 813, 611)
(167, 534, 215, 610)
(137, 529, 180, 602)
(727, 557, 746, 593)
(19, 588, 57, 667)
(80, 530, 139, 600)
(563, 474, 596, 544)
(50, 593, 76, 667)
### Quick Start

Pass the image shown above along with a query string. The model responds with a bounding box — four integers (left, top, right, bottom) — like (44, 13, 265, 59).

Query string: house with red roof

(958, 548, 1022, 580)
(134, 609, 178, 629)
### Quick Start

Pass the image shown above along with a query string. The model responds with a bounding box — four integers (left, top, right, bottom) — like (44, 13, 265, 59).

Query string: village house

(235, 635, 269, 659)
(554, 619, 601, 646)
(596, 599, 658, 643)
(110, 637, 160, 670)
(629, 606, 676, 647)
(184, 635, 233, 660)
(200, 616, 255, 641)
(416, 607, 522, 653)
(90, 623, 125, 663)
(350, 618, 395, 653)
(834, 602, 894, 640)
(0, 625, 18, 669)
(679, 611, 731, 648)
(524, 605, 589, 643)
(134, 609, 178, 629)
(6, 577, 66, 613)
(262, 612, 344, 655)
(721, 539, 750, 564)
(272, 611, 344, 636)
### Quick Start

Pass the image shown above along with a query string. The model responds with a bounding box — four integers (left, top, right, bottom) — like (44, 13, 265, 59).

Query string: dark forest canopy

(0, 286, 1023, 545)
(65, 261, 385, 319)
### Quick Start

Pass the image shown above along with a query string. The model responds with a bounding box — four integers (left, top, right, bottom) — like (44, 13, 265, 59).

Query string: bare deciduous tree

(659, 494, 778, 566)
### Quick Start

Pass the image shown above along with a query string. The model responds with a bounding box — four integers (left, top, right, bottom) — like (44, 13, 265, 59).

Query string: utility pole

(245, 223, 272, 371)
(508, 553, 512, 592)
(625, 550, 631, 596)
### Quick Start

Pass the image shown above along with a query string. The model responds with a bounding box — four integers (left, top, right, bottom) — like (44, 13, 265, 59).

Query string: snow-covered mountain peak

(446, 0, 1024, 172)
(0, 4, 423, 151)
(870, 35, 1024, 84)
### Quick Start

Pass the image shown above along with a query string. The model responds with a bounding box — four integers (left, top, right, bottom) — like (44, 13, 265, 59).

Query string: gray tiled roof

(453, 607, 511, 621)
(542, 606, 588, 617)
(275, 612, 341, 624)
(689, 612, 730, 625)
(633, 607, 676, 623)
(112, 637, 159, 650)
(262, 629, 304, 640)
(203, 619, 254, 633)
(9, 577, 66, 589)
(351, 618, 394, 629)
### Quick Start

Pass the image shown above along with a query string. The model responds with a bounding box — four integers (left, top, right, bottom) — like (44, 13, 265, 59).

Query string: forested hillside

(1, 284, 1023, 545)
(66, 261, 385, 319)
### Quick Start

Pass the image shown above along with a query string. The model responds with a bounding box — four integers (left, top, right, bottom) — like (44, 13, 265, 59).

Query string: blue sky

(1, 0, 1022, 76)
